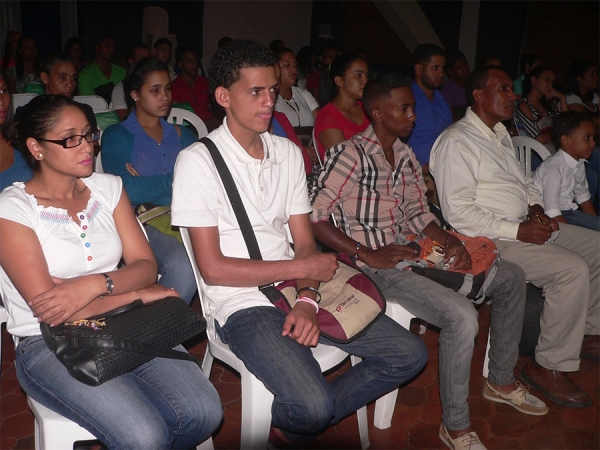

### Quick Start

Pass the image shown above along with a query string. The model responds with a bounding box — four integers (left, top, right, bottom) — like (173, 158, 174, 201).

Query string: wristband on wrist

(353, 242, 361, 261)
(296, 296, 319, 313)
(296, 286, 321, 303)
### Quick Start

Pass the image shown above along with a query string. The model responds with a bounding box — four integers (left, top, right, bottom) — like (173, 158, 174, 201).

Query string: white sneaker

(439, 423, 487, 450)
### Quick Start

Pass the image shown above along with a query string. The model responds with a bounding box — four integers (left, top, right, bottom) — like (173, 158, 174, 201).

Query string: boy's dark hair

(466, 65, 504, 105)
(153, 38, 172, 50)
(175, 43, 197, 64)
(551, 111, 594, 151)
(208, 39, 276, 100)
(95, 34, 114, 46)
(412, 43, 445, 67)
(362, 73, 412, 120)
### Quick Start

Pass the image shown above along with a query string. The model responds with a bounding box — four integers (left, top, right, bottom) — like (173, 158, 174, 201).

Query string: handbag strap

(200, 137, 264, 261)
(200, 137, 280, 298)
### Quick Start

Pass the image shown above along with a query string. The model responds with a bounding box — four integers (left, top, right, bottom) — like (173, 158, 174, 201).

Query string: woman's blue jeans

(216, 306, 427, 442)
(16, 335, 223, 450)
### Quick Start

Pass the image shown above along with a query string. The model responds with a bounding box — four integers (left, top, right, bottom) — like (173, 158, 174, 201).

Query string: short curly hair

(208, 39, 276, 98)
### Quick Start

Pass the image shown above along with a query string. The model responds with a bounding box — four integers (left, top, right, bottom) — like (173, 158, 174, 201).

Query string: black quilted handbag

(40, 296, 206, 386)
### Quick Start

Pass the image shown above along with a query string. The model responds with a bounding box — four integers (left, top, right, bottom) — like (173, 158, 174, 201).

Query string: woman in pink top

(314, 52, 369, 161)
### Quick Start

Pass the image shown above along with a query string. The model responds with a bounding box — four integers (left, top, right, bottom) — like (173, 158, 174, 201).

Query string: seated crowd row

(0, 37, 598, 450)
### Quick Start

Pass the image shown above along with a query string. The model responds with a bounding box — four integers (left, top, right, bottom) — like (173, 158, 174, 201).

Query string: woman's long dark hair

(15, 35, 41, 78)
(566, 58, 597, 102)
(318, 51, 365, 107)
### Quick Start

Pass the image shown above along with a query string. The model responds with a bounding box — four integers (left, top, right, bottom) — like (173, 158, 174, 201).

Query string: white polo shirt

(171, 118, 311, 335)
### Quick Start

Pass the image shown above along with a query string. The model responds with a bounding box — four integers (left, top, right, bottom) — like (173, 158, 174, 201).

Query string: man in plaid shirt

(311, 74, 547, 450)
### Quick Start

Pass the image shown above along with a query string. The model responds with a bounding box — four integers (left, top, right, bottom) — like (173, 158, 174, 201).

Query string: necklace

(281, 96, 301, 126)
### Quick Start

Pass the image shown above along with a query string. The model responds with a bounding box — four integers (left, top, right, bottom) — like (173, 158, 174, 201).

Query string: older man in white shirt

(430, 66, 599, 410)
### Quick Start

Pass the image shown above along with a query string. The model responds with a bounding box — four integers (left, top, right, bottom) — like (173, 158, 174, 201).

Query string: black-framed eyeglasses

(38, 131, 100, 149)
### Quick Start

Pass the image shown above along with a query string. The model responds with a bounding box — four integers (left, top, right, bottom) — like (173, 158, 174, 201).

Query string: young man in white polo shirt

(171, 39, 427, 445)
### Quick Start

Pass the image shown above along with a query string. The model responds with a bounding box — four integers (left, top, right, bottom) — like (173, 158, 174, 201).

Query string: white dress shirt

(533, 149, 590, 218)
(430, 107, 543, 240)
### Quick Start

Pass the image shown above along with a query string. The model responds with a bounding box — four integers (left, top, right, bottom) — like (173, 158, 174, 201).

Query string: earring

(36, 153, 43, 160)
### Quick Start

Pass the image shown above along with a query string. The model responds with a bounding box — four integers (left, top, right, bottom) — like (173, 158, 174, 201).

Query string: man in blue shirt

(407, 44, 452, 205)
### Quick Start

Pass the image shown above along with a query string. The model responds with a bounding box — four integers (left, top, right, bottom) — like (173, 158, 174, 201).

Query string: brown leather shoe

(520, 359, 592, 408)
(580, 335, 600, 362)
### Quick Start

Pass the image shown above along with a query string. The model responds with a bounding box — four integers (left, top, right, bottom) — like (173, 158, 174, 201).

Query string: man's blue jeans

(216, 306, 427, 442)
(363, 260, 526, 431)
(16, 335, 223, 449)
(562, 208, 600, 231)
(145, 224, 197, 303)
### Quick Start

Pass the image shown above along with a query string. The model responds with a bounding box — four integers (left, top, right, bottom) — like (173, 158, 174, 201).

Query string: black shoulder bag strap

(199, 137, 282, 301)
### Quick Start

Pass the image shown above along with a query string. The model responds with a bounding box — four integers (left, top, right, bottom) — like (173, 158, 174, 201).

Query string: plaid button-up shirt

(311, 125, 438, 253)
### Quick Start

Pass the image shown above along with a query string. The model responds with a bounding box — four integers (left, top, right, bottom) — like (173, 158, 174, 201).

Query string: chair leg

(240, 370, 273, 449)
(482, 328, 491, 378)
(373, 390, 398, 430)
(201, 348, 214, 378)
(350, 355, 371, 449)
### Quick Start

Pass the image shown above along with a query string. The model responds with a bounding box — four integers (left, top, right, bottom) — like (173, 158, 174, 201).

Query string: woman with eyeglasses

(0, 94, 222, 448)
(101, 58, 197, 304)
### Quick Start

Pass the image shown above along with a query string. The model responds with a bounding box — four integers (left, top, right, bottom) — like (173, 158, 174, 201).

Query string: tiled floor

(1, 301, 598, 449)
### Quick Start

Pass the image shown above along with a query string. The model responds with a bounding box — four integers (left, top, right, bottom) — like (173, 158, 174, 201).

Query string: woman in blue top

(101, 58, 197, 303)
(0, 73, 33, 191)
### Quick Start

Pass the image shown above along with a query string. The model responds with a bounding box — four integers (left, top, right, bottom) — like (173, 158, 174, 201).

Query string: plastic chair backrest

(167, 107, 208, 138)
(511, 135, 552, 177)
(73, 95, 109, 112)
(12, 93, 38, 110)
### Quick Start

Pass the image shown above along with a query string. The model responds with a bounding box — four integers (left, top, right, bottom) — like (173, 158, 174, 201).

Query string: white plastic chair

(73, 95, 109, 112)
(12, 93, 38, 110)
(95, 150, 104, 173)
(180, 228, 374, 449)
(168, 107, 208, 138)
(511, 136, 552, 177)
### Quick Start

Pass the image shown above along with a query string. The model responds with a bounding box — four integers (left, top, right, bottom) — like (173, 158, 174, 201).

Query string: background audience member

(171, 43, 218, 131)
(152, 38, 176, 80)
(274, 48, 320, 146)
(112, 43, 151, 121)
(514, 66, 567, 151)
(270, 62, 318, 176)
(441, 47, 470, 122)
(514, 54, 544, 100)
(534, 111, 599, 231)
(565, 58, 600, 207)
(268, 38, 285, 54)
(40, 53, 78, 98)
(408, 44, 452, 168)
(101, 58, 197, 304)
(0, 73, 33, 191)
(307, 45, 339, 105)
(77, 35, 126, 103)
(6, 35, 42, 94)
(0, 94, 222, 448)
(63, 36, 87, 73)
(1, 30, 21, 76)
(314, 51, 369, 161)
(295, 45, 317, 90)
(217, 36, 232, 49)
(39, 53, 100, 140)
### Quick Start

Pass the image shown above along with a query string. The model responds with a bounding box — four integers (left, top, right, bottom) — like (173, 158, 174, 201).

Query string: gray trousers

(363, 260, 526, 431)
(495, 222, 600, 372)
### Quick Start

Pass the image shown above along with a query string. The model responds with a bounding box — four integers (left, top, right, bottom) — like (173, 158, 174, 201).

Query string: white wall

(202, 0, 312, 65)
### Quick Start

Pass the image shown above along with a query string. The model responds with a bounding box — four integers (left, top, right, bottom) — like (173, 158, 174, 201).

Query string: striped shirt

(311, 125, 438, 252)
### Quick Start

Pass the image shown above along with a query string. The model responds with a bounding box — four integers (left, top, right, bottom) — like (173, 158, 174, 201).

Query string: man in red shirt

(171, 43, 220, 130)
